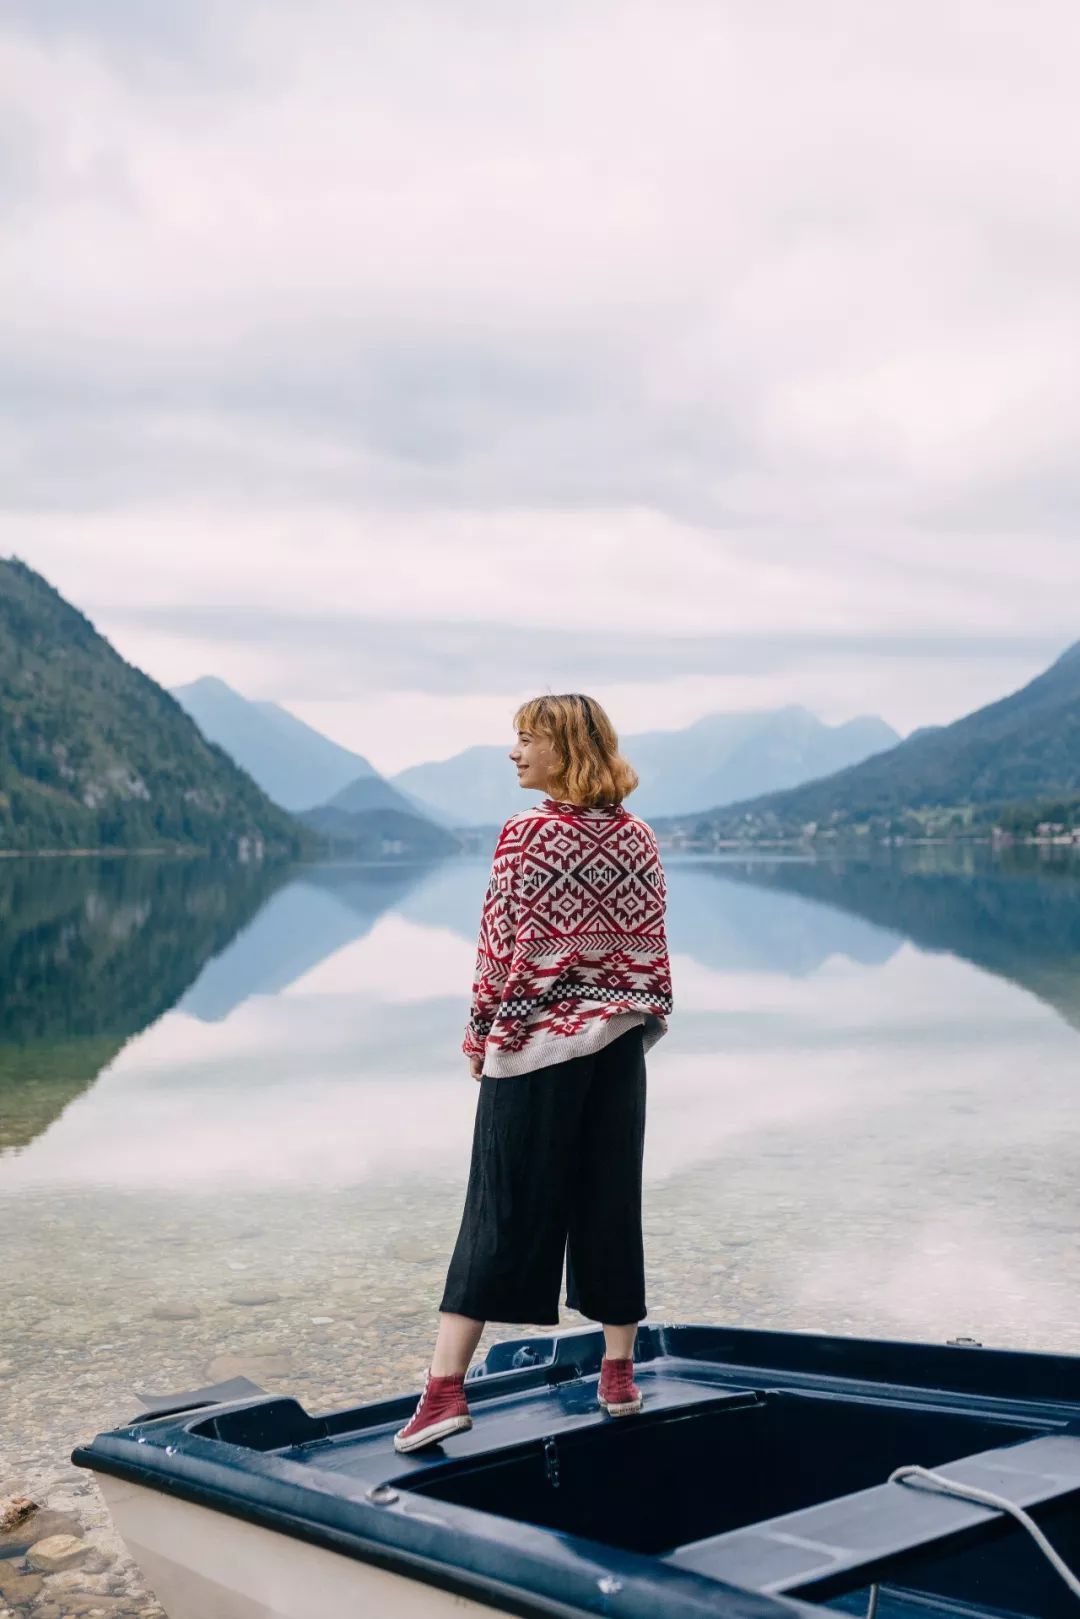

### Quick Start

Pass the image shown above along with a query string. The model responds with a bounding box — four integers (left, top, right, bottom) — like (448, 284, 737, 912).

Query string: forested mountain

(688, 642, 1080, 839)
(0, 557, 308, 855)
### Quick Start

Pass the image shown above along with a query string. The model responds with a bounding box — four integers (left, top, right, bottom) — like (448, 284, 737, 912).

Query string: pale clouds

(2, 1, 1078, 771)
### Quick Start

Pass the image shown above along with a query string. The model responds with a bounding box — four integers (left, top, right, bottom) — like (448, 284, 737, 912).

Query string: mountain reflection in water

(0, 844, 1077, 1165)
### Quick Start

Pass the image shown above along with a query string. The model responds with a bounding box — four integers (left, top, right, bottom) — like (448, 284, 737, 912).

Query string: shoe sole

(393, 1413, 472, 1453)
(597, 1394, 644, 1416)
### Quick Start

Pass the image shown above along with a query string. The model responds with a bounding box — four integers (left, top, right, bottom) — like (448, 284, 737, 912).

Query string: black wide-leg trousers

(439, 1023, 647, 1327)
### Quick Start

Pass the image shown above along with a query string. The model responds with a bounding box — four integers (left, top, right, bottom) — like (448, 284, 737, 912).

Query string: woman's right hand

(468, 1054, 484, 1081)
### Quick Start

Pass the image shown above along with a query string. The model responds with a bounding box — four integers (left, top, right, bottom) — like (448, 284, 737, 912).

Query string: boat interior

(101, 1324, 1080, 1619)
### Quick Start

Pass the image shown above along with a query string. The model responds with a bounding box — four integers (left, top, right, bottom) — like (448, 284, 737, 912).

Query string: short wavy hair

(513, 692, 639, 808)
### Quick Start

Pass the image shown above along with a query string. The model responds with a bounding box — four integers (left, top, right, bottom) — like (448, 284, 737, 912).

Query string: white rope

(865, 1463, 1080, 1618)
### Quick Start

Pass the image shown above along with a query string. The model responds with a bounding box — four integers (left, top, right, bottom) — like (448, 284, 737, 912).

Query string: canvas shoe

(393, 1367, 472, 1453)
(597, 1355, 644, 1415)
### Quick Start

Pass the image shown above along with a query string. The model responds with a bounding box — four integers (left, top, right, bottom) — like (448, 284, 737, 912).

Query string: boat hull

(94, 1472, 501, 1619)
(73, 1323, 1080, 1619)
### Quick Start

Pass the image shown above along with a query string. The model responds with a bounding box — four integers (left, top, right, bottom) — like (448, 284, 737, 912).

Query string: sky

(3, 1, 1078, 775)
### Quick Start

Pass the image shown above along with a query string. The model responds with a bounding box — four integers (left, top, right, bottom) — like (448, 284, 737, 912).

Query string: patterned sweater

(462, 795, 673, 1077)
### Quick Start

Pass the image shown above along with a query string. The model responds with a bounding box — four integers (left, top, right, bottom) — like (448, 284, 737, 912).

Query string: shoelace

(405, 1369, 432, 1424)
(404, 1368, 469, 1429)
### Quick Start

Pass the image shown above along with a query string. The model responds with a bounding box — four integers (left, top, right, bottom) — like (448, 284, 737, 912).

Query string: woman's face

(509, 726, 559, 793)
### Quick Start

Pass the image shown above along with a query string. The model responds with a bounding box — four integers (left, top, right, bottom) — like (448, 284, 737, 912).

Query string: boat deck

(294, 1362, 758, 1479)
(73, 1322, 1080, 1619)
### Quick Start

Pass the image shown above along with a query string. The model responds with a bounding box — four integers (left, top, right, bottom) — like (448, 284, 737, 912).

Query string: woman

(394, 692, 673, 1453)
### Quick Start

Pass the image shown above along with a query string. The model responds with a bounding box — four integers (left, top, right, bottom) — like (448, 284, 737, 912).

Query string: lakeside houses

(650, 813, 1080, 853)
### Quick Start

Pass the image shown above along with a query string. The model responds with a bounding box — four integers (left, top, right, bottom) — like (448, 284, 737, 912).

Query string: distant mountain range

(173, 679, 901, 829)
(389, 707, 900, 824)
(170, 676, 450, 824)
(0, 559, 307, 856)
(11, 551, 1072, 855)
(170, 677, 460, 855)
(683, 640, 1080, 841)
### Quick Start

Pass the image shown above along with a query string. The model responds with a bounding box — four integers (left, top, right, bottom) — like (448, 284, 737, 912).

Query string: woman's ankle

(431, 1313, 485, 1379)
(602, 1326, 638, 1361)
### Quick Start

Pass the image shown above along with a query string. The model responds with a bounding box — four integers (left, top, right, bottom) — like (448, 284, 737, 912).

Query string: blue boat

(71, 1321, 1080, 1619)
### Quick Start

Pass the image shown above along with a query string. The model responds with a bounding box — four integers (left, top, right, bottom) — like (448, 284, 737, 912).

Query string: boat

(71, 1320, 1080, 1619)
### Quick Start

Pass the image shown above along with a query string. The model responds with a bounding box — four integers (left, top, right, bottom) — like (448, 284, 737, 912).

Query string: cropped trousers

(439, 1022, 647, 1327)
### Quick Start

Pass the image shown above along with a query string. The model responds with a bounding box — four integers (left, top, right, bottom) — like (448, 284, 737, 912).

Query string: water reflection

(708, 844, 1080, 1037)
(0, 855, 289, 1150)
(1, 847, 1077, 1193)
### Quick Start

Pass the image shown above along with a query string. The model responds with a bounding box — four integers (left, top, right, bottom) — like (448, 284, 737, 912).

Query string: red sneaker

(393, 1368, 472, 1453)
(597, 1355, 643, 1416)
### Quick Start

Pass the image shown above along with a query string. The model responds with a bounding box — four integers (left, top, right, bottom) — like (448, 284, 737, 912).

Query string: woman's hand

(469, 1054, 484, 1081)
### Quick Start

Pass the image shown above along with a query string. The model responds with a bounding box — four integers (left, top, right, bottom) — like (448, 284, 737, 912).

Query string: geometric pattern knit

(462, 795, 673, 1078)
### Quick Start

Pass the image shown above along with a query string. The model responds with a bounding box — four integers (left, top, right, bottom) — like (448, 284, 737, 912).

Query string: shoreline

(0, 846, 293, 861)
(3, 834, 1080, 861)
(0, 847, 203, 860)
(662, 834, 1080, 853)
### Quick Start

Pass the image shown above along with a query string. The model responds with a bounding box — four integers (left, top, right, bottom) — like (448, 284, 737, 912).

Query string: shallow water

(1, 845, 1078, 1614)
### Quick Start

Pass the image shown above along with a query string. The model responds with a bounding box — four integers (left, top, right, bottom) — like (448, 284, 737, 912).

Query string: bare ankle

(602, 1324, 638, 1361)
(429, 1312, 485, 1381)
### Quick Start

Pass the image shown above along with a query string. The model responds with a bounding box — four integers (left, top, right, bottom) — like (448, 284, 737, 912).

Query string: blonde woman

(395, 693, 673, 1452)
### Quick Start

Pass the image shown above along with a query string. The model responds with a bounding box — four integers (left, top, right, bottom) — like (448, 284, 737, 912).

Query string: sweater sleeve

(462, 820, 521, 1059)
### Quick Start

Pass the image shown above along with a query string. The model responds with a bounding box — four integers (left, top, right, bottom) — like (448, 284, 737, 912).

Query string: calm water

(1, 844, 1078, 1586)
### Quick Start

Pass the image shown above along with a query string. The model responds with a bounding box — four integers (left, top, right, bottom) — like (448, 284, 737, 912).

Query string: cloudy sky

(3, 1, 1078, 774)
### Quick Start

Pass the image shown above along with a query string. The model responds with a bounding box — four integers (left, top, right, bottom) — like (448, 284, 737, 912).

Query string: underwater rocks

(26, 1532, 94, 1572)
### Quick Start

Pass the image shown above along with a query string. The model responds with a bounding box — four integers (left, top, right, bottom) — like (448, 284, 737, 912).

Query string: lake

(1, 843, 1078, 1612)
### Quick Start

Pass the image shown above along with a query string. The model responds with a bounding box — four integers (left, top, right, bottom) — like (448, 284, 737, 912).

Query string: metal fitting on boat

(365, 1484, 399, 1505)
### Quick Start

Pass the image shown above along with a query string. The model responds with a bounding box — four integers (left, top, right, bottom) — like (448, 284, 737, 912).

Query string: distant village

(999, 820, 1080, 846)
(655, 816, 1080, 852)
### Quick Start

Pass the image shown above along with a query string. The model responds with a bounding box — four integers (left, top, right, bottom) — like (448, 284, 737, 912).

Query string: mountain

(296, 803, 461, 858)
(318, 772, 431, 818)
(389, 707, 901, 826)
(689, 641, 1080, 838)
(171, 675, 374, 810)
(631, 707, 900, 813)
(171, 676, 452, 825)
(0, 558, 307, 856)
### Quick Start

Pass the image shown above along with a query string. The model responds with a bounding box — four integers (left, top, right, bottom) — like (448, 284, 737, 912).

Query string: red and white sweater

(462, 796, 673, 1077)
